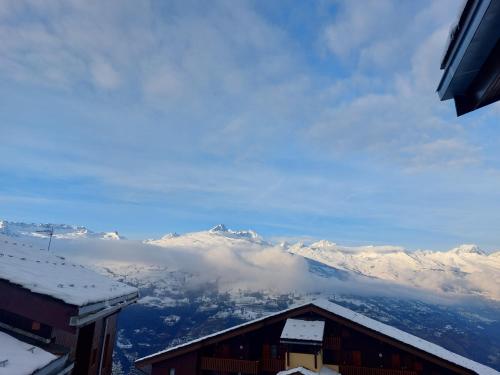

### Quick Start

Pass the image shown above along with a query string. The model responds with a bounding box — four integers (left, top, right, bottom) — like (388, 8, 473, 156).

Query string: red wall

(152, 351, 199, 375)
(0, 280, 77, 332)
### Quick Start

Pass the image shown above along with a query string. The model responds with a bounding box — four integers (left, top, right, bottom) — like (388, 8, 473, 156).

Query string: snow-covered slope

(1, 219, 499, 301)
(0, 220, 124, 240)
(288, 241, 500, 300)
(146, 224, 266, 247)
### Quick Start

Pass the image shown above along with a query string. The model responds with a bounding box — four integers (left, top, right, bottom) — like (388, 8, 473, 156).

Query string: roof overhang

(70, 291, 138, 327)
(437, 0, 500, 115)
(32, 354, 72, 375)
(280, 339, 322, 346)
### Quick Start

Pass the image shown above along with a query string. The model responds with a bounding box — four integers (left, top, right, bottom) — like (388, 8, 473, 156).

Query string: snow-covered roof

(0, 331, 58, 375)
(312, 300, 499, 375)
(136, 298, 499, 375)
(277, 367, 339, 375)
(0, 236, 138, 307)
(280, 319, 325, 342)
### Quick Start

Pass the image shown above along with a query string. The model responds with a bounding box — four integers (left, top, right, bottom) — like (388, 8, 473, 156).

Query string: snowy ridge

(209, 224, 263, 242)
(1, 220, 499, 301)
(145, 224, 267, 247)
(289, 241, 500, 300)
(0, 220, 125, 240)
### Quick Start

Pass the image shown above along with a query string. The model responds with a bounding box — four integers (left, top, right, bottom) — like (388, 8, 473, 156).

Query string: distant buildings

(0, 237, 138, 375)
(437, 0, 500, 116)
(135, 299, 498, 375)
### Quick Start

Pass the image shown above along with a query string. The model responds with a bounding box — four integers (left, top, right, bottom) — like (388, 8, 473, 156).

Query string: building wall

(151, 351, 199, 375)
(0, 280, 77, 333)
(74, 312, 119, 375)
(140, 310, 475, 375)
(0, 281, 126, 375)
(53, 327, 78, 358)
(101, 314, 118, 375)
(287, 351, 323, 371)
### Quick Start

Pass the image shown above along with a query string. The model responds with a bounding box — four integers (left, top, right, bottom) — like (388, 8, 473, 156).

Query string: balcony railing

(200, 357, 260, 374)
(338, 366, 417, 375)
(324, 336, 341, 350)
(261, 358, 285, 372)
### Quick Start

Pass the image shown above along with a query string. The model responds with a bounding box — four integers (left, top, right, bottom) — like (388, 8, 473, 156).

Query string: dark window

(271, 345, 278, 359)
(323, 349, 338, 364)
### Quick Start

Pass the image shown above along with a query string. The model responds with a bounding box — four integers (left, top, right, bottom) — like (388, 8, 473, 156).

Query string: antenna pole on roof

(47, 226, 54, 251)
(36, 226, 54, 251)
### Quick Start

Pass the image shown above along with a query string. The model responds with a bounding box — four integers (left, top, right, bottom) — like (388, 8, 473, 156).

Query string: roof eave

(71, 292, 138, 326)
(437, 0, 494, 100)
(76, 290, 139, 316)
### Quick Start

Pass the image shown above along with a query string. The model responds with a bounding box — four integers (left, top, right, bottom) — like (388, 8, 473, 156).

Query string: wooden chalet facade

(0, 237, 138, 375)
(135, 300, 498, 375)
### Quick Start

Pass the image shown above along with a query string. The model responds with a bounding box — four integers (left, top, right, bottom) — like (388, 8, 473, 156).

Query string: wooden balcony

(200, 357, 259, 374)
(338, 366, 417, 375)
(324, 336, 341, 350)
(261, 358, 285, 372)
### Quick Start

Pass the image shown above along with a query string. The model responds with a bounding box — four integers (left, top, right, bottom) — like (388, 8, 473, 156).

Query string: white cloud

(310, 0, 477, 170)
(90, 59, 121, 89)
(323, 0, 396, 59)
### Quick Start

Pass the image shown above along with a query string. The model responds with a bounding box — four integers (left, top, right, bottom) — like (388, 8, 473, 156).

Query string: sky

(1, 0, 500, 250)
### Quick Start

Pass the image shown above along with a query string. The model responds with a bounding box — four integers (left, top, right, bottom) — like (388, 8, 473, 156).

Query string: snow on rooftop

(0, 236, 138, 307)
(280, 318, 325, 342)
(312, 300, 499, 375)
(137, 299, 499, 375)
(0, 331, 58, 375)
(277, 366, 340, 375)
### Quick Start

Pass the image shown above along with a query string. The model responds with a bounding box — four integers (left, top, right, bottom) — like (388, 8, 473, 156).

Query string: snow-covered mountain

(288, 241, 500, 300)
(1, 220, 500, 372)
(146, 224, 266, 247)
(0, 220, 124, 240)
(2, 219, 498, 301)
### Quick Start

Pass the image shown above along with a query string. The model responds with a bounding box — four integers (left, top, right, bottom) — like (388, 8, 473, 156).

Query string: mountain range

(1, 219, 499, 373)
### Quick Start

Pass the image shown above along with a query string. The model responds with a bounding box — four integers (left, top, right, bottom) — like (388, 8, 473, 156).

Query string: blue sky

(1, 0, 500, 250)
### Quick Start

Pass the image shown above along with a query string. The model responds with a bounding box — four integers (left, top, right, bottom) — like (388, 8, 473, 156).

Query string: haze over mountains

(1, 219, 499, 302)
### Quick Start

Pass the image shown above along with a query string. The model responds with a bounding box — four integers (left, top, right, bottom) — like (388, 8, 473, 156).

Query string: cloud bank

(1, 1, 500, 250)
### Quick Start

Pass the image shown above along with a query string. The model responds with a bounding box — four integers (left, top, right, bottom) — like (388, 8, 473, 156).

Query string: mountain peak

(449, 244, 485, 255)
(160, 232, 180, 240)
(208, 224, 263, 243)
(102, 231, 124, 240)
(279, 241, 290, 249)
(310, 240, 337, 249)
(210, 224, 228, 232)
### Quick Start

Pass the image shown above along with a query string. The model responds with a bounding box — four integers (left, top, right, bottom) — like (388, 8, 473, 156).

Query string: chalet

(0, 236, 139, 375)
(437, 0, 500, 115)
(135, 299, 499, 375)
